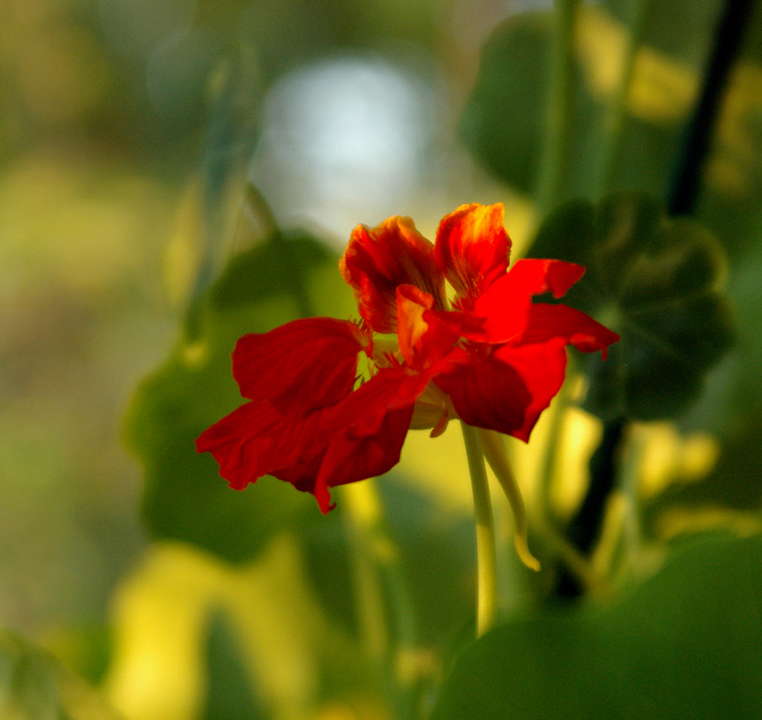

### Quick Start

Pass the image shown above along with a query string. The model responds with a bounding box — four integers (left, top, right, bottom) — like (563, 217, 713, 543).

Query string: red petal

(320, 365, 431, 439)
(198, 365, 428, 513)
(195, 400, 325, 489)
(435, 340, 568, 442)
(496, 258, 586, 299)
(434, 203, 511, 301)
(313, 404, 414, 512)
(272, 452, 334, 513)
(233, 317, 368, 412)
(340, 216, 445, 333)
(472, 259, 587, 343)
(520, 304, 621, 358)
(287, 367, 429, 513)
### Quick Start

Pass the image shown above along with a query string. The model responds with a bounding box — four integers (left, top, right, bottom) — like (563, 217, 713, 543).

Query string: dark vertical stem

(668, 0, 755, 216)
(538, 0, 581, 216)
(555, 417, 626, 599)
(595, 0, 654, 198)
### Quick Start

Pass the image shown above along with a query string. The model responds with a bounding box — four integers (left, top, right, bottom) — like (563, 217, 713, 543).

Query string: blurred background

(2, 0, 762, 717)
(0, 0, 515, 646)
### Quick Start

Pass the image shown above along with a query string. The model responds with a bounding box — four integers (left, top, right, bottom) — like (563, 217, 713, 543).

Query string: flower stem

(343, 482, 389, 663)
(536, 378, 572, 528)
(537, 0, 581, 216)
(342, 480, 419, 719)
(479, 429, 540, 572)
(461, 422, 498, 637)
(595, 0, 654, 198)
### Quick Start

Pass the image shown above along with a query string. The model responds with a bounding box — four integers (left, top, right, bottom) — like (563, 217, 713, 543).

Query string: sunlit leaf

(124, 229, 350, 562)
(431, 533, 762, 720)
(527, 193, 735, 420)
(104, 539, 375, 720)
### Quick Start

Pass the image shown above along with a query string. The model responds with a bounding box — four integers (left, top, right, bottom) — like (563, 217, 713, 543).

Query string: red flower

(197, 204, 620, 512)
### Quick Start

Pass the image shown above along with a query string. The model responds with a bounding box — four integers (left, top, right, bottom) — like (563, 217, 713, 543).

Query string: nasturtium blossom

(197, 203, 620, 513)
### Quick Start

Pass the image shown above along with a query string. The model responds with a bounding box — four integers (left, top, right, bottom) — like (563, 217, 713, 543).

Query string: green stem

(537, 0, 581, 216)
(342, 480, 419, 719)
(536, 377, 572, 528)
(461, 422, 498, 637)
(617, 430, 645, 571)
(555, 417, 626, 599)
(595, 0, 654, 198)
(343, 483, 389, 664)
(240, 183, 314, 319)
(668, 0, 755, 215)
(479, 429, 540, 572)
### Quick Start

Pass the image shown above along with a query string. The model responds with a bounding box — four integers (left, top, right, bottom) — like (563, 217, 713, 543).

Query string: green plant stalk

(595, 0, 654, 198)
(479, 429, 540, 572)
(343, 483, 390, 664)
(537, 0, 581, 216)
(617, 430, 645, 572)
(341, 480, 419, 720)
(461, 422, 498, 637)
(536, 376, 572, 527)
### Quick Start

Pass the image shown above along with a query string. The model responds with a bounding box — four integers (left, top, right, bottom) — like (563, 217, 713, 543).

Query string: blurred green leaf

(378, 477, 476, 647)
(0, 630, 124, 720)
(644, 241, 762, 517)
(527, 193, 735, 420)
(124, 229, 349, 563)
(302, 476, 476, 646)
(431, 533, 762, 720)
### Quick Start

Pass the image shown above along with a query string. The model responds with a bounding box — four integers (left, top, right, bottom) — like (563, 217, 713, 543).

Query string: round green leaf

(461, 11, 683, 202)
(431, 533, 762, 720)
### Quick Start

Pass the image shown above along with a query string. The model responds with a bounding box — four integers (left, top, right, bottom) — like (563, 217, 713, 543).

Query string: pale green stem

(537, 0, 581, 216)
(343, 482, 389, 664)
(461, 422, 498, 637)
(341, 480, 419, 717)
(537, 378, 572, 528)
(617, 431, 645, 570)
(479, 429, 540, 572)
(595, 0, 655, 197)
(541, 522, 606, 594)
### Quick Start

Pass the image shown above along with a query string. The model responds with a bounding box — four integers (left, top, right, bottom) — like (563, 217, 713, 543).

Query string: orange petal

(396, 285, 460, 371)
